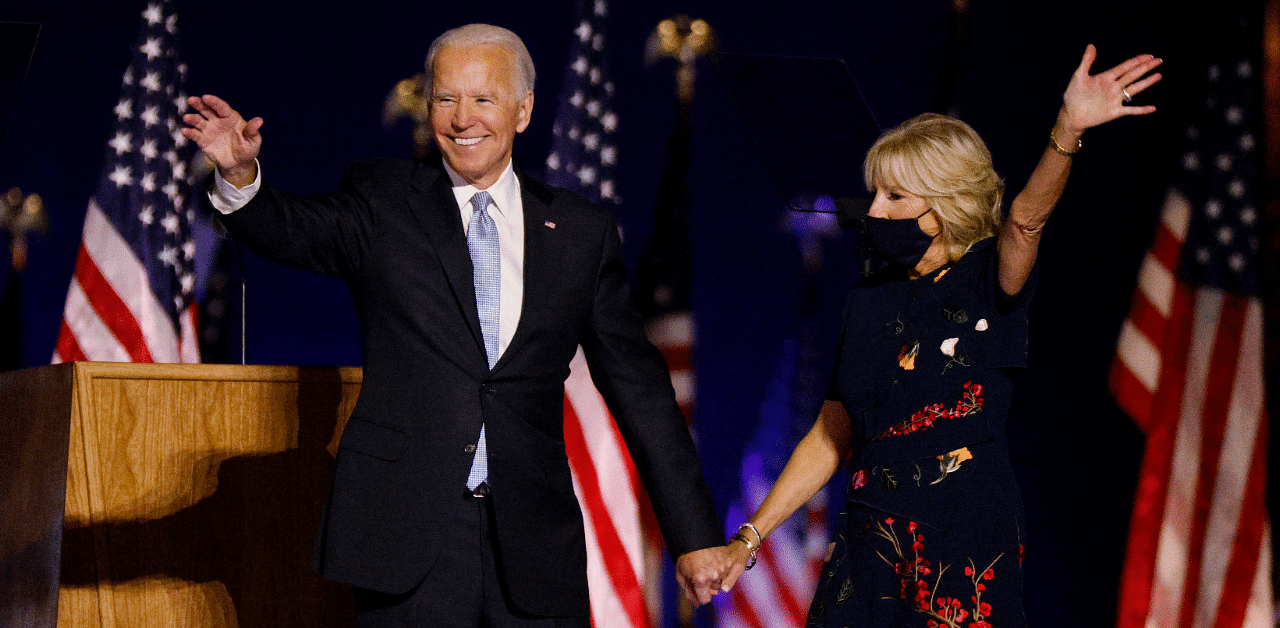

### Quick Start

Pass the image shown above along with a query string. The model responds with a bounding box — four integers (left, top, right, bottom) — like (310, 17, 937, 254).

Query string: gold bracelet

(729, 533, 759, 570)
(739, 522, 763, 545)
(1049, 129, 1081, 157)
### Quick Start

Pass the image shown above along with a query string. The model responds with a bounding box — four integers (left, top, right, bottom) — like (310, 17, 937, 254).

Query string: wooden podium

(0, 362, 363, 628)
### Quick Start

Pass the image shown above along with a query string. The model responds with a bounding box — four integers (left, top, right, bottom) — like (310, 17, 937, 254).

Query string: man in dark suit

(182, 23, 729, 628)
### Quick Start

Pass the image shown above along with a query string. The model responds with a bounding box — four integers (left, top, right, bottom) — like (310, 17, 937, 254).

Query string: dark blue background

(0, 1, 1235, 625)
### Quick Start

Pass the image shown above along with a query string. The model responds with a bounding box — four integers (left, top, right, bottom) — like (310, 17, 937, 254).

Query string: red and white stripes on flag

(718, 422, 828, 628)
(53, 0, 200, 366)
(547, 2, 670, 623)
(720, 487, 827, 628)
(1110, 190, 1272, 628)
(646, 312, 694, 422)
(53, 201, 198, 364)
(564, 349, 655, 627)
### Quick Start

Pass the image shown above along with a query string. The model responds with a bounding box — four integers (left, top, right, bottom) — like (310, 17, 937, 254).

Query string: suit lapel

(493, 169, 556, 373)
(409, 157, 489, 370)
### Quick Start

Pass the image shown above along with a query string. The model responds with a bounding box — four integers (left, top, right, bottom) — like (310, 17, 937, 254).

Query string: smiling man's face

(429, 43, 534, 189)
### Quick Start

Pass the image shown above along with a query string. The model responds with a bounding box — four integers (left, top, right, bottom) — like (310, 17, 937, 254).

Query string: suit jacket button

(464, 444, 477, 454)
(483, 385, 496, 395)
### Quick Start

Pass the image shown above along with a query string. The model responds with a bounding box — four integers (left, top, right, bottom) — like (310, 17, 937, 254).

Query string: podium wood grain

(0, 362, 362, 628)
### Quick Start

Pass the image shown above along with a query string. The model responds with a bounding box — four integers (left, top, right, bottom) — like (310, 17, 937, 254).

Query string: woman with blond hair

(715, 46, 1162, 627)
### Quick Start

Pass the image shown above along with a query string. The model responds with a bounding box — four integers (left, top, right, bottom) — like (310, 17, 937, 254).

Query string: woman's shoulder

(954, 236, 999, 270)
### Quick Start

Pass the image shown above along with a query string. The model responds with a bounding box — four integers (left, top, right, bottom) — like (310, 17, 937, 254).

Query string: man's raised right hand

(181, 94, 263, 188)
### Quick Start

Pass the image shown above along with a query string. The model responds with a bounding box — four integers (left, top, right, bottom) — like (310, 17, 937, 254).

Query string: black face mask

(862, 209, 936, 268)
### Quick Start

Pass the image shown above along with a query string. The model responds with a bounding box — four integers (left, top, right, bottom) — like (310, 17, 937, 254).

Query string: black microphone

(232, 240, 247, 365)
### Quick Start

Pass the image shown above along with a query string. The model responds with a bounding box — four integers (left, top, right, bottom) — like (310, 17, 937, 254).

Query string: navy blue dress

(810, 237, 1030, 628)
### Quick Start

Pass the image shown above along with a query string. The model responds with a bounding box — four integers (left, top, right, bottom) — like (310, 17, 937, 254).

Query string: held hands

(1059, 44, 1163, 137)
(674, 531, 763, 606)
(718, 537, 755, 593)
(675, 546, 736, 606)
(180, 94, 263, 187)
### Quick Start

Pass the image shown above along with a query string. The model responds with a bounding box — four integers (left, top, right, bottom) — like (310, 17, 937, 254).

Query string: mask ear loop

(914, 206, 943, 242)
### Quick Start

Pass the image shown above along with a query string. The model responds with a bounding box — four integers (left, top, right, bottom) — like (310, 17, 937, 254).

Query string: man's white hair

(424, 24, 536, 98)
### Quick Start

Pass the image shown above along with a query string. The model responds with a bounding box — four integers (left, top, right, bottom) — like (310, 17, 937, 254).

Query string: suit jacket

(218, 154, 722, 617)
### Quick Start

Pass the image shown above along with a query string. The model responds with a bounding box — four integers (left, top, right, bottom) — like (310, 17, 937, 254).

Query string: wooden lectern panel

(22, 362, 361, 628)
(0, 364, 74, 628)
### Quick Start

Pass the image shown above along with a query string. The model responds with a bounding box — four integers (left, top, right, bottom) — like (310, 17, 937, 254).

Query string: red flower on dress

(873, 518, 1005, 628)
(874, 381, 984, 441)
(852, 469, 867, 490)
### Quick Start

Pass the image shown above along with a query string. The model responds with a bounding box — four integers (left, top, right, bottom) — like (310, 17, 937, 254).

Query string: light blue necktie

(466, 190, 498, 491)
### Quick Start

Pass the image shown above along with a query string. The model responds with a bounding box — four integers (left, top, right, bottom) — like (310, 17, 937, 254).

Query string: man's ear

(515, 91, 534, 133)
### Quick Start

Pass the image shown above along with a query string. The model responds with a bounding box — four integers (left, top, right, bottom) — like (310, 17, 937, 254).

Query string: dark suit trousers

(350, 490, 591, 628)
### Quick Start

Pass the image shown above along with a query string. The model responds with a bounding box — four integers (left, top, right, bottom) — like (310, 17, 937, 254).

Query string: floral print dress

(811, 237, 1030, 628)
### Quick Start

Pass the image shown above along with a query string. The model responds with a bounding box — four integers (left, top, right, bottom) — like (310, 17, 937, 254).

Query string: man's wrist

(210, 159, 262, 215)
(219, 162, 258, 189)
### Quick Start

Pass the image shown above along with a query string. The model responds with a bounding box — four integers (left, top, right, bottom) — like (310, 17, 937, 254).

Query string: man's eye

(888, 193, 902, 201)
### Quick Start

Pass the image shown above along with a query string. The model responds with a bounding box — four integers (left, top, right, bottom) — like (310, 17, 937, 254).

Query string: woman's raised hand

(1060, 44, 1163, 134)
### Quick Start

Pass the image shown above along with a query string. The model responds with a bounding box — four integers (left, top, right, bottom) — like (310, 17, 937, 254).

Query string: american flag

(717, 361, 830, 628)
(53, 0, 199, 365)
(545, 0, 619, 205)
(1109, 36, 1273, 628)
(546, 2, 660, 626)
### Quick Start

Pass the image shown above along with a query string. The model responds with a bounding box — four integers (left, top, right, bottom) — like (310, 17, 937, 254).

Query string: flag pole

(641, 16, 716, 628)
(1260, 0, 1279, 605)
(0, 188, 45, 370)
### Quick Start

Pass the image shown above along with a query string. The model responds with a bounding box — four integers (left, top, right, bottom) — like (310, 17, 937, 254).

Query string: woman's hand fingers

(1116, 56, 1163, 87)
(1101, 53, 1158, 83)
(720, 562, 747, 593)
(719, 545, 752, 592)
(1074, 43, 1098, 79)
(1123, 71, 1163, 98)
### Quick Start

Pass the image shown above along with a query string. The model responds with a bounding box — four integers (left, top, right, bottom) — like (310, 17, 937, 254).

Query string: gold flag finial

(646, 16, 717, 103)
(382, 73, 433, 158)
(0, 187, 47, 272)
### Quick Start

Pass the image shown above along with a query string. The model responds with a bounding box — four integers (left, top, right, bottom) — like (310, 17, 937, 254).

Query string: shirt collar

(442, 157, 519, 220)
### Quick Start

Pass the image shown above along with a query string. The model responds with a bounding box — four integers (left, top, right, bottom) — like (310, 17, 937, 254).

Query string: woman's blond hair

(863, 113, 1005, 262)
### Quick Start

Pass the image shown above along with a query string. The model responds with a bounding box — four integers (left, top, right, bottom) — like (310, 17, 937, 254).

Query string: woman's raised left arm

(998, 45, 1163, 297)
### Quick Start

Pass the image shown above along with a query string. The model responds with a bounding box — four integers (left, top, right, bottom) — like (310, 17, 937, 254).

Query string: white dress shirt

(442, 159, 524, 358)
(209, 157, 525, 360)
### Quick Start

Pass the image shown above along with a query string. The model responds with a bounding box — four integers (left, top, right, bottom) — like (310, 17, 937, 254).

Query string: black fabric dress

(809, 237, 1031, 628)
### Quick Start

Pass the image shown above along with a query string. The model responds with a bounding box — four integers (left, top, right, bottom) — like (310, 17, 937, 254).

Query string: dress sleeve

(985, 239, 1038, 315)
(972, 238, 1037, 369)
